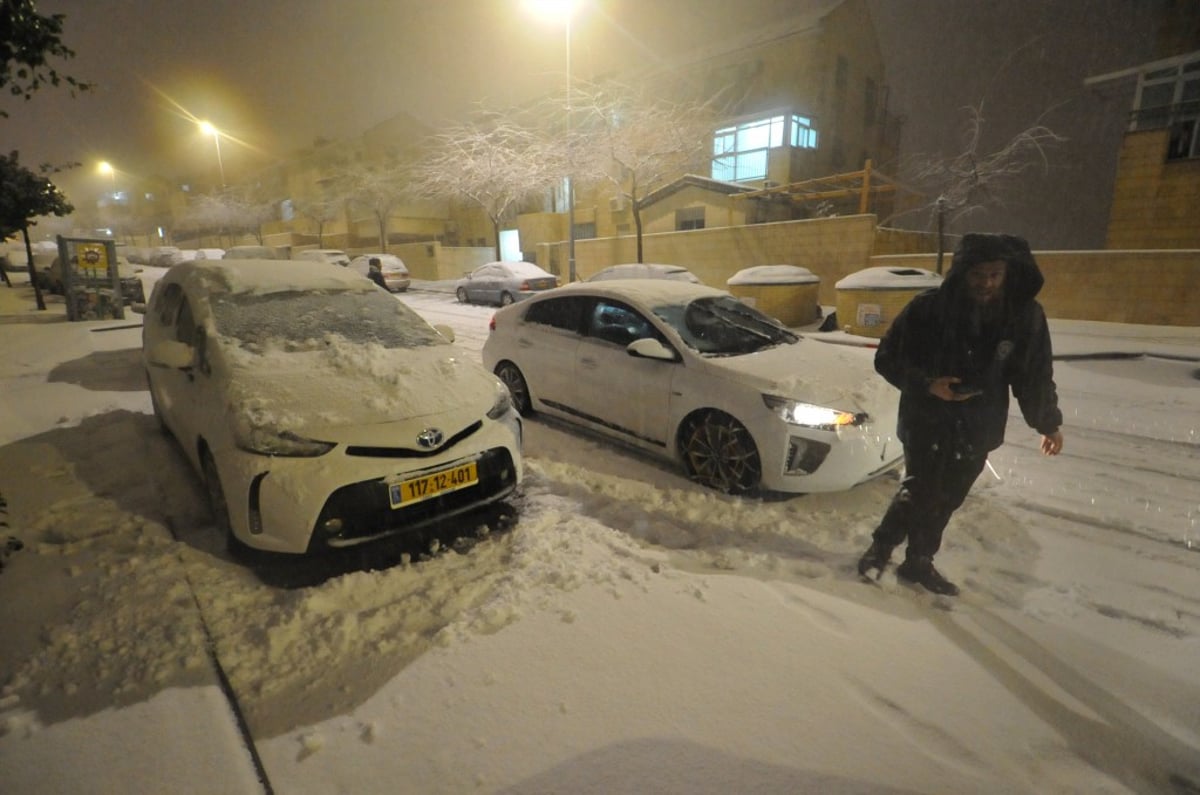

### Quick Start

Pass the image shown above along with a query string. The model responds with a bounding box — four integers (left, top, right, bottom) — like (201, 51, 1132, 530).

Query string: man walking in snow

(857, 233, 1065, 595)
(367, 257, 387, 290)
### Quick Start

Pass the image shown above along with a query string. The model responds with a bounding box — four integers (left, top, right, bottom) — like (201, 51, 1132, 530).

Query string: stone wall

(871, 250, 1200, 327)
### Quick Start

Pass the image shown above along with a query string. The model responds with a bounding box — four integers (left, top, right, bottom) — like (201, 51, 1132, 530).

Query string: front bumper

(214, 416, 522, 554)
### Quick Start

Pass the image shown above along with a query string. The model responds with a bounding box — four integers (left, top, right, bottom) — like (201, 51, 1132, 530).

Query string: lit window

(711, 114, 818, 182)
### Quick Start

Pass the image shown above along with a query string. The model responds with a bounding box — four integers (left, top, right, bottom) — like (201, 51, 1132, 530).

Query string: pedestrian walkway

(0, 275, 66, 324)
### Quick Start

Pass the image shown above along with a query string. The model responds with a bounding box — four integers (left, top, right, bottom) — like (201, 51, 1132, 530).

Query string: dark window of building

(676, 207, 705, 231)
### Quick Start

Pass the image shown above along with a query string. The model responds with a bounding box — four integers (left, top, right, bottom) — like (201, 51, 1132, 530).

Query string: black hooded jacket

(874, 233, 1063, 455)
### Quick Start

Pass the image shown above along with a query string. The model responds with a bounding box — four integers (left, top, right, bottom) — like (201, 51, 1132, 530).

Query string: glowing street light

(198, 120, 226, 188)
(97, 160, 117, 196)
(523, 0, 581, 282)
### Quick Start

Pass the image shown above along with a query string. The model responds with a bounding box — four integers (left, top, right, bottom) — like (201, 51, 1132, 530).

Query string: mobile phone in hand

(950, 382, 983, 397)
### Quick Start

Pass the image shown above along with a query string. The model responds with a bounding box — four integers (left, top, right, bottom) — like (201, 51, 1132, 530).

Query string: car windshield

(653, 295, 798, 355)
(210, 289, 447, 352)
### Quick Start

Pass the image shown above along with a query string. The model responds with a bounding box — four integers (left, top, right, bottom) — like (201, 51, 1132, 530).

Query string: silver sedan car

(455, 261, 558, 306)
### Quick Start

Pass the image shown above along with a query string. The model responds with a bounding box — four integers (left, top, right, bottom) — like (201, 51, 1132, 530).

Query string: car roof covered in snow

(164, 258, 375, 296)
(558, 278, 728, 307)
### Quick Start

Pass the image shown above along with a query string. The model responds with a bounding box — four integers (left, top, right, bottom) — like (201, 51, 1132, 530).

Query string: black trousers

(871, 440, 988, 560)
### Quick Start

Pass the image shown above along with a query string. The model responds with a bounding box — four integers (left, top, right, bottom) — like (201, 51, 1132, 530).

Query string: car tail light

(489, 315, 496, 331)
(519, 280, 531, 291)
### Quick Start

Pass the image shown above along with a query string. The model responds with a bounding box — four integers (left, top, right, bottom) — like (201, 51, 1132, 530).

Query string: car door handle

(579, 357, 597, 368)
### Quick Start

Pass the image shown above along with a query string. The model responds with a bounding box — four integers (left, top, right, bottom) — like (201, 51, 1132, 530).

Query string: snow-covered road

(1, 285, 1198, 794)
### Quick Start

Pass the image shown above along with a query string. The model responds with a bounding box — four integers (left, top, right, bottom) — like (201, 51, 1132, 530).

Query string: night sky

(2, 0, 1166, 248)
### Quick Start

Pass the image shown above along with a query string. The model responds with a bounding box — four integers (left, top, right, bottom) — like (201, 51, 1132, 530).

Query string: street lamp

(198, 120, 226, 188)
(523, 0, 580, 282)
(97, 160, 117, 197)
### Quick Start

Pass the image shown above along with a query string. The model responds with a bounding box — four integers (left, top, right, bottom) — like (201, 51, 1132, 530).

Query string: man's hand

(1041, 430, 1064, 456)
(928, 376, 979, 402)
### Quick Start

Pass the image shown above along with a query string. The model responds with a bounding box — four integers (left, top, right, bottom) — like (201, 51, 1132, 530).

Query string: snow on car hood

(700, 337, 896, 416)
(219, 335, 502, 441)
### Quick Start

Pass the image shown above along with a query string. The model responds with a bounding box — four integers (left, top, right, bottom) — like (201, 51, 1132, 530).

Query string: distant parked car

(141, 258, 524, 555)
(587, 263, 702, 283)
(482, 279, 901, 495)
(146, 246, 185, 267)
(42, 254, 145, 304)
(294, 248, 351, 267)
(456, 261, 558, 306)
(223, 245, 278, 260)
(349, 253, 410, 292)
(192, 248, 226, 261)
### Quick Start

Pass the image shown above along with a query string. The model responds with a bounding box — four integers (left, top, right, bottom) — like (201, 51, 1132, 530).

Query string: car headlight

(487, 383, 514, 419)
(763, 394, 866, 430)
(236, 428, 335, 457)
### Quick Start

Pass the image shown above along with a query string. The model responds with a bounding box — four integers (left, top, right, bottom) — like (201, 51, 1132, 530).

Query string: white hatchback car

(142, 259, 523, 555)
(482, 280, 900, 494)
(349, 253, 411, 292)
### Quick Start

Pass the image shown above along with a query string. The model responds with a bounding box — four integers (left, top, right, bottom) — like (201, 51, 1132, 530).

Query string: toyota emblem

(416, 428, 444, 449)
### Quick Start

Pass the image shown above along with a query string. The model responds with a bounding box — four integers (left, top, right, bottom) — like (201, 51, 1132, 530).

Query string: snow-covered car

(294, 248, 351, 267)
(587, 263, 702, 284)
(482, 279, 901, 494)
(349, 253, 411, 292)
(142, 259, 524, 555)
(41, 254, 145, 304)
(456, 261, 558, 306)
(223, 245, 278, 260)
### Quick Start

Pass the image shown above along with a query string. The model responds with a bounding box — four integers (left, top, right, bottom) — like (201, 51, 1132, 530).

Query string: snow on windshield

(655, 295, 797, 355)
(211, 290, 445, 353)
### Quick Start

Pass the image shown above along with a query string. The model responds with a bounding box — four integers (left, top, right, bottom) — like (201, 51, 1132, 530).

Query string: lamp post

(524, 0, 579, 282)
(198, 120, 226, 188)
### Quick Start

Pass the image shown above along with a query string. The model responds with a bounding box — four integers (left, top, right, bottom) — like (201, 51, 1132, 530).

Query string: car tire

(680, 410, 762, 494)
(200, 447, 246, 556)
(456, 287, 468, 303)
(495, 361, 533, 416)
(500, 292, 515, 306)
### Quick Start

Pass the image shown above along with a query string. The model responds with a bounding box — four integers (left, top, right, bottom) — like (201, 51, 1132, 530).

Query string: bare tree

(293, 191, 345, 248)
(336, 162, 410, 253)
(409, 112, 564, 261)
(887, 104, 1065, 272)
(568, 81, 719, 263)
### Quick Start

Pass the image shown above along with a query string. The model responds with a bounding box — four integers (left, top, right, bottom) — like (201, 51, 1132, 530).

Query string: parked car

(141, 258, 523, 555)
(587, 263, 703, 284)
(349, 253, 411, 292)
(482, 279, 901, 494)
(223, 245, 278, 260)
(146, 246, 185, 267)
(294, 248, 351, 267)
(456, 261, 558, 306)
(41, 254, 146, 304)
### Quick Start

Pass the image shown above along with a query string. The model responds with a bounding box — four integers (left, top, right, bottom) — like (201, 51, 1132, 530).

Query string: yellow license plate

(389, 462, 478, 508)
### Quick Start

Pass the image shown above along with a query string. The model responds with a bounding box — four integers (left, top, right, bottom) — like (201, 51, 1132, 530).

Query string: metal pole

(566, 18, 576, 283)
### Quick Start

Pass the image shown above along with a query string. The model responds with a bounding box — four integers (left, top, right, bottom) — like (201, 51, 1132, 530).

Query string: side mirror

(626, 338, 677, 361)
(434, 323, 456, 343)
(148, 340, 194, 369)
(130, 302, 147, 315)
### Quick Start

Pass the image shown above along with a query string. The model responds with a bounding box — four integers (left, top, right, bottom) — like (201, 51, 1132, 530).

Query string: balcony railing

(1129, 100, 1200, 160)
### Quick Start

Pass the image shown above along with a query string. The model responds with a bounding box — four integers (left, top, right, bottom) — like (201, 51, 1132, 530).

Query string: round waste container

(726, 265, 821, 326)
(834, 266, 942, 338)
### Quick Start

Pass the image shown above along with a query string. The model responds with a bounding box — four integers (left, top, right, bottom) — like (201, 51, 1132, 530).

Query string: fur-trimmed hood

(943, 233, 1045, 306)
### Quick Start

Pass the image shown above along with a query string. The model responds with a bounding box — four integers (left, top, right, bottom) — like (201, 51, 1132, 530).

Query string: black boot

(857, 539, 894, 580)
(896, 555, 959, 596)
